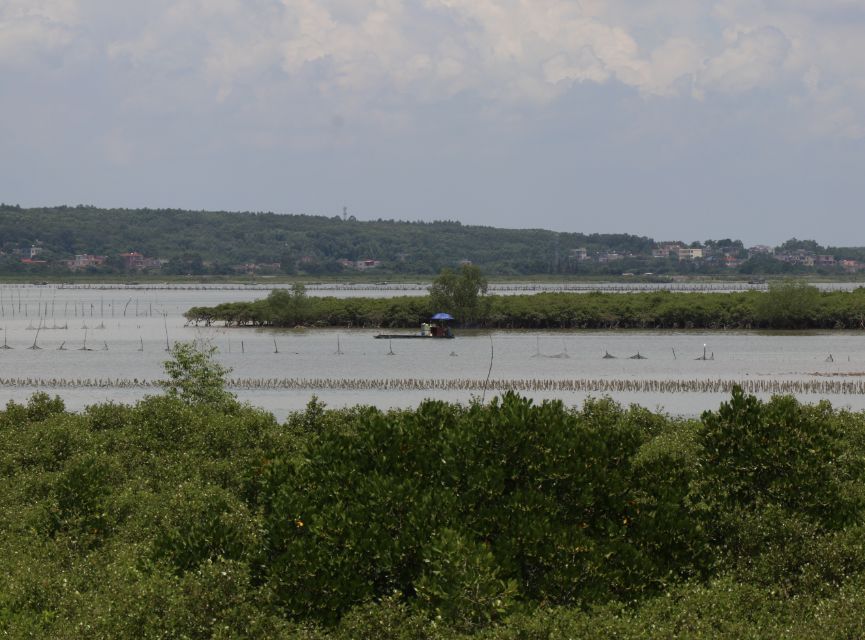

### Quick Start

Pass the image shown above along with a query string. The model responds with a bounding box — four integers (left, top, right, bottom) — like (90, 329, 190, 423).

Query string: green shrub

(46, 452, 123, 548)
(152, 481, 261, 573)
(264, 400, 463, 622)
(697, 388, 860, 531)
(264, 393, 707, 623)
(694, 387, 863, 587)
(334, 594, 441, 640)
(0, 392, 66, 429)
(415, 528, 517, 632)
(162, 340, 236, 409)
(84, 402, 133, 431)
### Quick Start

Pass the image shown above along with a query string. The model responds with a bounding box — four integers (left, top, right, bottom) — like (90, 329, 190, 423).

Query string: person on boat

(421, 322, 431, 336)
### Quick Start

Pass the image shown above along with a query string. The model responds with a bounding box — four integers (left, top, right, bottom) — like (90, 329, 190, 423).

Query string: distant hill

(1, 204, 862, 277)
(0, 204, 655, 276)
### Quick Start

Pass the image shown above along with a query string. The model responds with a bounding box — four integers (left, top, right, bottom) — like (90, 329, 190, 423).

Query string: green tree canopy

(162, 340, 235, 409)
(429, 264, 488, 324)
(755, 280, 821, 328)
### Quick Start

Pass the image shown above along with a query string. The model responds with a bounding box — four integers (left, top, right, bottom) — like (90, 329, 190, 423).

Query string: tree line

(0, 204, 653, 276)
(186, 280, 865, 330)
(3, 343, 865, 637)
(4, 204, 865, 277)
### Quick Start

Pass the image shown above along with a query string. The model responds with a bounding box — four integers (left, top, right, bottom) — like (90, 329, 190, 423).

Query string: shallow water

(1, 284, 864, 419)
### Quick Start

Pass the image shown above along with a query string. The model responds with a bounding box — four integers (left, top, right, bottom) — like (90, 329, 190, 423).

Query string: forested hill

(0, 204, 652, 276)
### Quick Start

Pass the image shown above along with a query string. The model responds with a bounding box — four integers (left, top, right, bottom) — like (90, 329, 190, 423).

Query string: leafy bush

(755, 280, 821, 329)
(162, 340, 235, 409)
(697, 388, 860, 533)
(415, 528, 517, 632)
(0, 392, 66, 429)
(263, 394, 708, 622)
(152, 481, 261, 572)
(694, 387, 864, 590)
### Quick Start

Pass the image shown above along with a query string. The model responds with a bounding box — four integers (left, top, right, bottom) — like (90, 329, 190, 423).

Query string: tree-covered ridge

(0, 204, 653, 275)
(4, 352, 865, 637)
(4, 204, 865, 277)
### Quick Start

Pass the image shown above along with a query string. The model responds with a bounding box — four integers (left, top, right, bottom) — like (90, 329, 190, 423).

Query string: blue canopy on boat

(431, 312, 454, 320)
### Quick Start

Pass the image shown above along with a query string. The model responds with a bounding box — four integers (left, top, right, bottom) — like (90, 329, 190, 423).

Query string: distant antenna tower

(343, 206, 348, 221)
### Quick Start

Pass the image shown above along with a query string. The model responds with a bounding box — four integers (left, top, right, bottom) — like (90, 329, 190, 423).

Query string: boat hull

(374, 334, 454, 339)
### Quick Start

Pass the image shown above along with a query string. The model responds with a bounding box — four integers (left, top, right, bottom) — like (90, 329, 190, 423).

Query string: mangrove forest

(185, 281, 865, 331)
(4, 343, 865, 637)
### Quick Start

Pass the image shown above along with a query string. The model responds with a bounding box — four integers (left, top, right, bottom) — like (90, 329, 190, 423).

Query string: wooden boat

(374, 332, 454, 339)
(375, 316, 455, 339)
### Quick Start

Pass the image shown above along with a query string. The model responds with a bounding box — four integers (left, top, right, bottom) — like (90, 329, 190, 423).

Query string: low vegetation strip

(4, 375, 865, 395)
(186, 281, 865, 330)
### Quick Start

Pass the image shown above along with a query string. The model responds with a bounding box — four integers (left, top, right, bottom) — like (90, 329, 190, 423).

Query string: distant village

(8, 240, 865, 274)
(573, 242, 865, 273)
(14, 244, 386, 275)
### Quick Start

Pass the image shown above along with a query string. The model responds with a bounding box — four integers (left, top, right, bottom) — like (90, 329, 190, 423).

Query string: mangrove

(5, 359, 865, 637)
(185, 280, 865, 331)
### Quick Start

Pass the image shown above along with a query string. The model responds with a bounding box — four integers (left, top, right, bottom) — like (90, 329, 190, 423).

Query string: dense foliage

(0, 204, 654, 276)
(6, 204, 864, 278)
(4, 346, 865, 637)
(187, 281, 865, 329)
(428, 264, 488, 324)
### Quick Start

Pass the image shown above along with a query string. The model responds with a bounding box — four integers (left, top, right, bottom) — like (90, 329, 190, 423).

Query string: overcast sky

(2, 1, 865, 246)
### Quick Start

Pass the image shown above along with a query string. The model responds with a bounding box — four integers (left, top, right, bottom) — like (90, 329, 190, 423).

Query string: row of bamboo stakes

(0, 299, 161, 317)
(1, 376, 865, 395)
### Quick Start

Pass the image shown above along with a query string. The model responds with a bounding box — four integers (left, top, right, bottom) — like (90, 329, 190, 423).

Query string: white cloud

(542, 49, 609, 86)
(4, 0, 865, 138)
(643, 38, 704, 96)
(2, 0, 80, 24)
(698, 26, 791, 94)
(0, 0, 80, 67)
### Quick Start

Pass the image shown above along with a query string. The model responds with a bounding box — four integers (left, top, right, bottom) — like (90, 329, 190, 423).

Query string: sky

(2, 1, 865, 246)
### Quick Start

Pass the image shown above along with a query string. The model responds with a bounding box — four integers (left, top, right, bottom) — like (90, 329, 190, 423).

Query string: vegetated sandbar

(185, 285, 865, 330)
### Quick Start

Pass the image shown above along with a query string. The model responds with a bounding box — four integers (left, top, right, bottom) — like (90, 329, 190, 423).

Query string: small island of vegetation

(186, 275, 865, 332)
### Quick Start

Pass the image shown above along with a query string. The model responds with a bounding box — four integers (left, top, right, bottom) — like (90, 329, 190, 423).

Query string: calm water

(1, 284, 864, 419)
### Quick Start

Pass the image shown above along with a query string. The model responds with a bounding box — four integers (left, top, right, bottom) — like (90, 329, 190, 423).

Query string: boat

(374, 313, 455, 339)
(374, 332, 454, 339)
